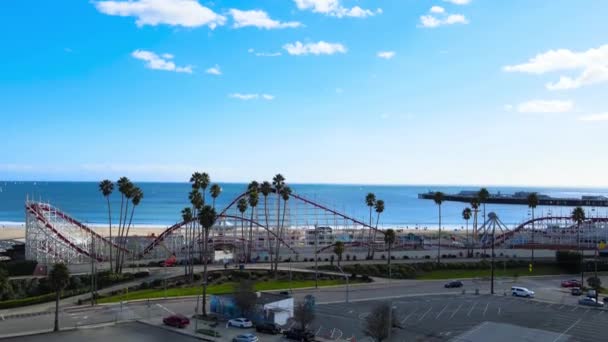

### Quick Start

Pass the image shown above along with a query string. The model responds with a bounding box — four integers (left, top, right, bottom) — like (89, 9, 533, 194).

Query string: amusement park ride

(23, 190, 608, 265)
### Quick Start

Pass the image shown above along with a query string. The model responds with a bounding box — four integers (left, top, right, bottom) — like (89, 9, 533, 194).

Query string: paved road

(0, 322, 197, 342)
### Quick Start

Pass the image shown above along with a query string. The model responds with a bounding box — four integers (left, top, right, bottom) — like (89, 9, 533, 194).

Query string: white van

(511, 286, 535, 298)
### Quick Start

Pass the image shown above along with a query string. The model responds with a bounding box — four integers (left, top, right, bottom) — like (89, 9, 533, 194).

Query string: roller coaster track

(140, 190, 382, 258)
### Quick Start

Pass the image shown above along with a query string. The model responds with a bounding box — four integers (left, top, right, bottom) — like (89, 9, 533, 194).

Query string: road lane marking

(436, 304, 449, 319)
(467, 302, 478, 317)
(483, 303, 489, 317)
(449, 304, 463, 320)
(155, 304, 175, 315)
(418, 307, 433, 321)
(552, 318, 582, 342)
(402, 308, 418, 324)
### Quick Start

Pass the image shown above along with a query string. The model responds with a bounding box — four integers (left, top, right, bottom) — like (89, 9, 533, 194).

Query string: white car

(511, 286, 535, 298)
(228, 318, 254, 328)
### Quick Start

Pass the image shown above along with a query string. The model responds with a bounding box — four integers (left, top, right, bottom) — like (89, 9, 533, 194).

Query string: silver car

(232, 333, 259, 342)
(578, 297, 604, 307)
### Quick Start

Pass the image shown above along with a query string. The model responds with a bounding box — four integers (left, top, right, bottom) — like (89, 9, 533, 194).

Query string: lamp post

(314, 226, 319, 289)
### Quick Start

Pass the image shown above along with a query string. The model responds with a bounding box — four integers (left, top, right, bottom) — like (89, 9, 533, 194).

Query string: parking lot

(311, 294, 608, 341)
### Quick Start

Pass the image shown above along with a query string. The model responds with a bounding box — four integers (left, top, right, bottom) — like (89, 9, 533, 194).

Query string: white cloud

(578, 113, 608, 122)
(443, 0, 471, 4)
(131, 50, 192, 73)
(229, 93, 274, 100)
(248, 48, 282, 57)
(516, 100, 574, 113)
(205, 65, 221, 75)
(94, 0, 226, 28)
(503, 45, 608, 90)
(430, 6, 445, 14)
(283, 41, 347, 56)
(293, 0, 381, 18)
(420, 7, 468, 28)
(377, 51, 396, 59)
(229, 9, 301, 29)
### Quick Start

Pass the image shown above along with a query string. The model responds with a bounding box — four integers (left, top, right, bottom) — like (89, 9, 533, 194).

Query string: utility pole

(314, 226, 319, 289)
(491, 220, 495, 295)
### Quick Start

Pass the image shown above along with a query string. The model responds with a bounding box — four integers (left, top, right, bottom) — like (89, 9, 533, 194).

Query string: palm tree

(527, 192, 539, 265)
(248, 181, 259, 193)
(478, 188, 490, 224)
(209, 184, 222, 209)
(371, 200, 385, 259)
(189, 189, 203, 273)
(181, 207, 193, 279)
(116, 178, 134, 273)
(237, 198, 248, 261)
(572, 206, 586, 286)
(470, 197, 480, 247)
(433, 192, 444, 264)
(365, 193, 376, 258)
(49, 263, 70, 332)
(384, 229, 396, 280)
(119, 187, 143, 273)
(260, 181, 273, 267)
(247, 190, 259, 263)
(462, 207, 472, 256)
(276, 186, 292, 273)
(198, 205, 217, 317)
(272, 174, 286, 273)
(333, 241, 345, 267)
(98, 180, 114, 270)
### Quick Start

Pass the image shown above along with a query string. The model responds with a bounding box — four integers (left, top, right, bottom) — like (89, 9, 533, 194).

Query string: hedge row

(0, 289, 88, 310)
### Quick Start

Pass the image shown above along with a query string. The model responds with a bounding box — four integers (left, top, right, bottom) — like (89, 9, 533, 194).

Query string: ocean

(1, 182, 608, 229)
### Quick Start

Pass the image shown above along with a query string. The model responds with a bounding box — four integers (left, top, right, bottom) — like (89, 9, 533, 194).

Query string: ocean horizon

(2, 181, 608, 229)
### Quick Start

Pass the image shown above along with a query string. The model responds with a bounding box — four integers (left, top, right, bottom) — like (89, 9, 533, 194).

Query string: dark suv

(255, 322, 282, 335)
(444, 280, 463, 288)
(283, 328, 315, 341)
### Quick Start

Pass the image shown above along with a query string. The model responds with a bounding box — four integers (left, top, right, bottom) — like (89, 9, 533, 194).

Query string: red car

(561, 279, 581, 288)
(163, 314, 190, 328)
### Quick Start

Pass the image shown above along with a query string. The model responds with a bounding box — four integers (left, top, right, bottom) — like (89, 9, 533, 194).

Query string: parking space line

(552, 318, 581, 342)
(467, 302, 478, 317)
(418, 307, 433, 321)
(483, 303, 489, 317)
(155, 304, 174, 315)
(449, 304, 463, 320)
(315, 326, 323, 336)
(497, 307, 501, 316)
(558, 305, 565, 310)
(436, 304, 449, 319)
(570, 306, 578, 312)
(402, 308, 418, 324)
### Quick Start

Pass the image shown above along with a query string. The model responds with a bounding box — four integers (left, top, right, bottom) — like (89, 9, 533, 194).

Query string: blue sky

(1, 0, 608, 186)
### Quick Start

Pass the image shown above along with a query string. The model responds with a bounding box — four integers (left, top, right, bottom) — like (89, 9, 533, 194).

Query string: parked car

(255, 322, 283, 335)
(232, 333, 259, 342)
(571, 287, 582, 296)
(511, 286, 535, 298)
(228, 318, 254, 328)
(444, 280, 463, 288)
(162, 314, 190, 328)
(561, 279, 581, 288)
(578, 297, 604, 307)
(283, 328, 315, 341)
(587, 289, 597, 298)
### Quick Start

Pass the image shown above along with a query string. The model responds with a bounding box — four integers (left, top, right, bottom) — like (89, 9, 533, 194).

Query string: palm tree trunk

(371, 212, 380, 259)
(388, 243, 392, 280)
(264, 197, 272, 269)
(116, 194, 124, 273)
(274, 195, 281, 275)
(465, 220, 469, 257)
(367, 207, 373, 258)
(531, 208, 535, 266)
(437, 205, 442, 264)
(106, 197, 112, 273)
(202, 228, 209, 316)
(53, 290, 60, 331)
(249, 207, 254, 262)
(119, 206, 136, 273)
(276, 200, 288, 274)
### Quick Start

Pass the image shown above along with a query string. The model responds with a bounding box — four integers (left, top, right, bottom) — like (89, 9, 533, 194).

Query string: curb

(0, 311, 51, 321)
(137, 319, 214, 341)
